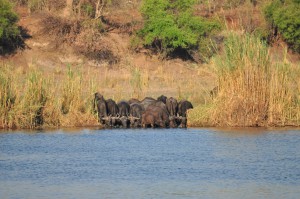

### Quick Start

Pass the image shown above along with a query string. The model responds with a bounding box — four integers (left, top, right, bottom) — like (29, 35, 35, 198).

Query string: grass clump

(15, 69, 48, 128)
(60, 66, 98, 127)
(189, 32, 300, 127)
(0, 66, 16, 128)
(0, 65, 98, 129)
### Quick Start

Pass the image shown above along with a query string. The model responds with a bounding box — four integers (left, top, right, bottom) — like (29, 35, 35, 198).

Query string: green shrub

(137, 0, 220, 59)
(265, 0, 300, 52)
(0, 0, 20, 53)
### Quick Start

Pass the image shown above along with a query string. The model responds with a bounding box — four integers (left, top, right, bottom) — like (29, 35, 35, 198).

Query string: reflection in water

(0, 128, 300, 199)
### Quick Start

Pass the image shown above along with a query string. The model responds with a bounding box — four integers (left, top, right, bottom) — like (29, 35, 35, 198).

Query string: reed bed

(0, 60, 213, 129)
(0, 65, 99, 129)
(189, 33, 300, 127)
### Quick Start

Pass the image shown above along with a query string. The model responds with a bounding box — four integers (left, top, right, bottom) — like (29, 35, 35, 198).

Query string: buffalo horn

(102, 116, 110, 121)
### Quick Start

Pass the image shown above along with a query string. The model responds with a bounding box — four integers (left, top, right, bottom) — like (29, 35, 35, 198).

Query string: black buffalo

(169, 115, 178, 128)
(117, 101, 130, 128)
(141, 112, 156, 128)
(105, 99, 119, 127)
(94, 92, 107, 125)
(129, 103, 145, 128)
(141, 111, 166, 128)
(177, 100, 193, 128)
(157, 95, 167, 104)
(140, 97, 157, 110)
(178, 100, 193, 117)
(178, 116, 187, 128)
(95, 94, 193, 129)
(128, 98, 140, 105)
(166, 97, 178, 116)
(143, 105, 170, 128)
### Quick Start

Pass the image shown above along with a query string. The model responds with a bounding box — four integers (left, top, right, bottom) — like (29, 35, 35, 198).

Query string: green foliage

(137, 0, 220, 58)
(0, 0, 20, 52)
(265, 0, 300, 52)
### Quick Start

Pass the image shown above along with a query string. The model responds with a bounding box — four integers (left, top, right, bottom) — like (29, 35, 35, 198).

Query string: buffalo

(141, 112, 156, 128)
(128, 98, 140, 105)
(157, 95, 167, 104)
(142, 111, 166, 128)
(178, 116, 187, 128)
(177, 100, 193, 128)
(178, 100, 193, 117)
(129, 103, 144, 128)
(94, 94, 193, 129)
(140, 97, 157, 109)
(117, 101, 130, 128)
(169, 115, 178, 128)
(94, 92, 108, 125)
(143, 105, 170, 128)
(166, 97, 178, 116)
(105, 99, 119, 127)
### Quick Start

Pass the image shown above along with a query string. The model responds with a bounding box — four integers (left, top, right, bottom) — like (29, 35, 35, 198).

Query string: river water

(0, 128, 300, 199)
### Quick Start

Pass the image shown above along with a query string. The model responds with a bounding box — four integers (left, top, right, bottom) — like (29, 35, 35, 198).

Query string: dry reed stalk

(0, 65, 99, 129)
(60, 66, 98, 127)
(0, 66, 17, 128)
(189, 33, 300, 127)
(11, 68, 48, 129)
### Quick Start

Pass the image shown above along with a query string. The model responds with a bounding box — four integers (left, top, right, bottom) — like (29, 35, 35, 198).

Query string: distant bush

(265, 0, 300, 52)
(136, 0, 220, 61)
(0, 0, 20, 53)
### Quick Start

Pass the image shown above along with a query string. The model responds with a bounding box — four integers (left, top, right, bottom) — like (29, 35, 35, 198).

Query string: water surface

(0, 128, 300, 198)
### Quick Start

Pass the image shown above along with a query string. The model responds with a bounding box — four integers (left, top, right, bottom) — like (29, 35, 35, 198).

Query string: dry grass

(4, 32, 299, 129)
(0, 64, 99, 129)
(189, 32, 300, 127)
(0, 66, 17, 128)
(0, 58, 215, 129)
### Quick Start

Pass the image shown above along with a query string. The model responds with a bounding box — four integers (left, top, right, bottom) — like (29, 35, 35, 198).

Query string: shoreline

(1, 125, 300, 132)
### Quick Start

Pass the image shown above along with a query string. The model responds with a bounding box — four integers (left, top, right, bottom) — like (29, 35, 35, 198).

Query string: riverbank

(1, 3, 300, 129)
(1, 34, 300, 129)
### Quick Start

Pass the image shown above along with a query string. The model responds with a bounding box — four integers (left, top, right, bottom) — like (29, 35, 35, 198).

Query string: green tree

(0, 0, 20, 53)
(265, 0, 300, 52)
(137, 0, 220, 60)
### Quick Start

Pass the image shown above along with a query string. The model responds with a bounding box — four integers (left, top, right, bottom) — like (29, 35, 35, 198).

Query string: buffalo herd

(94, 92, 193, 128)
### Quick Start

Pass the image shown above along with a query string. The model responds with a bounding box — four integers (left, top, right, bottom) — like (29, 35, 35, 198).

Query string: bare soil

(1, 6, 216, 105)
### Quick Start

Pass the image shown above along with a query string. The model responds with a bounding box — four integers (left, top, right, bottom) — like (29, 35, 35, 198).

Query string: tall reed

(0, 65, 98, 129)
(59, 66, 98, 127)
(189, 33, 300, 127)
(0, 66, 16, 128)
(130, 67, 143, 98)
(5, 68, 49, 129)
